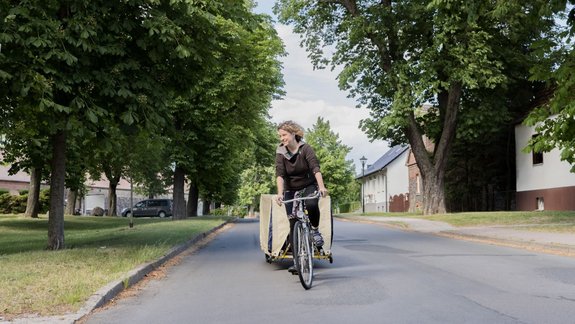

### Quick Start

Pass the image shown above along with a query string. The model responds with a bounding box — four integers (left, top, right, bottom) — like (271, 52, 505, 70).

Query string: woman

(275, 120, 328, 251)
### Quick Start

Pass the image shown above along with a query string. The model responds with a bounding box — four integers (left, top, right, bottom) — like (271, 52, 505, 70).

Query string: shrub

(0, 193, 10, 214)
(39, 189, 50, 213)
(92, 206, 105, 216)
(9, 194, 27, 213)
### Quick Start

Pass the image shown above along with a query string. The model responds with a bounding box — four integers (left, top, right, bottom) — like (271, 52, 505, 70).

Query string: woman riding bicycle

(275, 121, 328, 256)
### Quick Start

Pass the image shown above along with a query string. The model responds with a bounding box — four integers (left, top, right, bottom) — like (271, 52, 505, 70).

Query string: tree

(275, 0, 557, 214)
(165, 3, 285, 219)
(235, 120, 278, 215)
(0, 0, 223, 249)
(305, 117, 357, 209)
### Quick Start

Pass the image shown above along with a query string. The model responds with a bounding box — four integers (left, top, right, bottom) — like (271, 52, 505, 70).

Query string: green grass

(0, 214, 230, 318)
(337, 210, 575, 228)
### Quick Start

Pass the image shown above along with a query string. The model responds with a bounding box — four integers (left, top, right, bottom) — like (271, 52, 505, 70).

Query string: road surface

(84, 218, 575, 324)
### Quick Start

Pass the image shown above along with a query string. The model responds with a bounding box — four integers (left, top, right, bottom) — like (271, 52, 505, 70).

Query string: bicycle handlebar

(280, 192, 321, 204)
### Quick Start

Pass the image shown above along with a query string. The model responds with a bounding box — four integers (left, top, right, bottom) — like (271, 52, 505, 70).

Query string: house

(357, 145, 410, 212)
(515, 121, 575, 211)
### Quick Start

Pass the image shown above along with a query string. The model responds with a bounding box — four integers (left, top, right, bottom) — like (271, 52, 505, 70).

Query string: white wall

(387, 152, 409, 197)
(361, 150, 409, 212)
(515, 123, 575, 191)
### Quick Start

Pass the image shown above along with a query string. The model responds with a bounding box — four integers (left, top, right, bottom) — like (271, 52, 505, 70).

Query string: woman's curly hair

(277, 120, 304, 142)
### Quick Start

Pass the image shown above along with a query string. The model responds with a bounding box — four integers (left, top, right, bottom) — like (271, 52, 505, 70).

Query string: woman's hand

(319, 187, 328, 197)
(275, 194, 283, 205)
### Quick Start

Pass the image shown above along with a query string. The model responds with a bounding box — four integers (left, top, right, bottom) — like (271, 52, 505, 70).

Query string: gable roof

(357, 145, 409, 179)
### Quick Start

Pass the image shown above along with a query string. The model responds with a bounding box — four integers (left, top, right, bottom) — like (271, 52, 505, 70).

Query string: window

(532, 135, 543, 165)
(416, 174, 421, 195)
(148, 200, 160, 207)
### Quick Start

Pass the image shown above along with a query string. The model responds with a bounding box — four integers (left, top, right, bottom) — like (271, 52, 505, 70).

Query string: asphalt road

(83, 219, 575, 324)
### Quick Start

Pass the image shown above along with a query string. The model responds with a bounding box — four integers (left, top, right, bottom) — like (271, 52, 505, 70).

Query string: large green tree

(275, 0, 557, 214)
(166, 2, 285, 219)
(0, 0, 222, 249)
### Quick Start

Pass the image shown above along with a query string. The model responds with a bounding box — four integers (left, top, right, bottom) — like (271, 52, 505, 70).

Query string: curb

(436, 231, 575, 258)
(78, 219, 233, 318)
(4, 219, 234, 324)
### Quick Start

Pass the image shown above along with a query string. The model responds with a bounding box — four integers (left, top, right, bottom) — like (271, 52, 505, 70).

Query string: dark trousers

(283, 184, 320, 248)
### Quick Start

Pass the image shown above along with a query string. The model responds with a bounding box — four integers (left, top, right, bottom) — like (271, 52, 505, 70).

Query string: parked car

(121, 199, 173, 218)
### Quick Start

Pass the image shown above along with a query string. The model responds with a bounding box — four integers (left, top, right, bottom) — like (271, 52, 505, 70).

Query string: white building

(515, 121, 575, 211)
(357, 145, 410, 213)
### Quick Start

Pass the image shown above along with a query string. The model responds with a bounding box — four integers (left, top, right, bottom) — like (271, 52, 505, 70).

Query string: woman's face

(278, 128, 296, 147)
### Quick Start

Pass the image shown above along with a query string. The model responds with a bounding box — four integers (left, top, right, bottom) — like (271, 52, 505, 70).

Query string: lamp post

(360, 156, 367, 214)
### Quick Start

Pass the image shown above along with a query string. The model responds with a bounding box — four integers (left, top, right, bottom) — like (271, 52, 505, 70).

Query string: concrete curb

(3, 219, 234, 324)
(436, 231, 575, 257)
(78, 219, 233, 317)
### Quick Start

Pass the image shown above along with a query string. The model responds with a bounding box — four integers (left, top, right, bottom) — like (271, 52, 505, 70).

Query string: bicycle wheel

(292, 221, 313, 289)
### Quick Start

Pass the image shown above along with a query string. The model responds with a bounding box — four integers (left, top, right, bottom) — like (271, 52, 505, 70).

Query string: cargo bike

(259, 192, 333, 289)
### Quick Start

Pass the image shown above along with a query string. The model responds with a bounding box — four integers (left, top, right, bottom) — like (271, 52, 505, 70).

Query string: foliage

(275, 0, 560, 214)
(235, 120, 278, 211)
(524, 4, 575, 171)
(165, 5, 285, 216)
(0, 188, 50, 214)
(0, 0, 281, 243)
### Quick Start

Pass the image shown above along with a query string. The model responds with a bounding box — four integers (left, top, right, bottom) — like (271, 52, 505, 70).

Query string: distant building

(0, 151, 198, 215)
(515, 120, 575, 211)
(357, 145, 410, 213)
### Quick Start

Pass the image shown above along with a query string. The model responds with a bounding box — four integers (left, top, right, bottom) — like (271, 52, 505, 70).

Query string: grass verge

(337, 211, 575, 229)
(0, 214, 231, 319)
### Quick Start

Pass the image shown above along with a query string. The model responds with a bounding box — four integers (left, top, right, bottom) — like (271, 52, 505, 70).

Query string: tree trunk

(405, 82, 461, 215)
(48, 130, 66, 250)
(172, 164, 187, 219)
(24, 167, 41, 218)
(187, 182, 199, 217)
(108, 181, 118, 216)
(103, 164, 122, 216)
(65, 189, 76, 215)
(202, 199, 210, 215)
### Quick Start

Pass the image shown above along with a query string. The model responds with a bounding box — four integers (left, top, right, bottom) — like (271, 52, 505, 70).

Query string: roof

(357, 145, 409, 179)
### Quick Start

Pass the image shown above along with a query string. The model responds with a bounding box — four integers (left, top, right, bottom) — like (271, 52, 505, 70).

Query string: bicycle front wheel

(292, 221, 313, 289)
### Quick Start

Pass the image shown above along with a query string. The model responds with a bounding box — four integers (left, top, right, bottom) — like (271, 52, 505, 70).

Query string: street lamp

(360, 156, 367, 214)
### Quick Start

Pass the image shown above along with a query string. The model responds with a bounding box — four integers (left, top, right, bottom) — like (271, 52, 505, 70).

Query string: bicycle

(281, 191, 322, 290)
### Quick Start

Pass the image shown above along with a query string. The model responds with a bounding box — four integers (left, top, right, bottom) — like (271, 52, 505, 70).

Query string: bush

(92, 206, 105, 216)
(39, 189, 50, 213)
(9, 194, 27, 213)
(0, 189, 9, 196)
(0, 192, 27, 214)
(0, 193, 10, 214)
(210, 207, 228, 216)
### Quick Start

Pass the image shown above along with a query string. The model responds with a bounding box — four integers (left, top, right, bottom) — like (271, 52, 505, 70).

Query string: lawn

(0, 214, 230, 319)
(337, 210, 575, 228)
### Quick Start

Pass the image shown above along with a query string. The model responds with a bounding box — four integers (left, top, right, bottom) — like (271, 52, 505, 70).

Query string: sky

(253, 2, 390, 173)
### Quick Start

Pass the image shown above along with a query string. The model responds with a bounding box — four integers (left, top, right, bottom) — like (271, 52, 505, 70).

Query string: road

(83, 218, 575, 324)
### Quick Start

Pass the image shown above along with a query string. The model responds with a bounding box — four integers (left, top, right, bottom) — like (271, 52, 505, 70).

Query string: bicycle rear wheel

(292, 221, 313, 289)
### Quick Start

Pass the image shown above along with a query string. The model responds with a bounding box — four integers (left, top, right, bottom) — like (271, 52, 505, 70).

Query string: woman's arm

(276, 176, 284, 205)
(314, 172, 328, 197)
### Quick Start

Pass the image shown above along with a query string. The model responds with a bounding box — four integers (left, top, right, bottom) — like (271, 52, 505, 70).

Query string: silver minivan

(122, 199, 173, 218)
